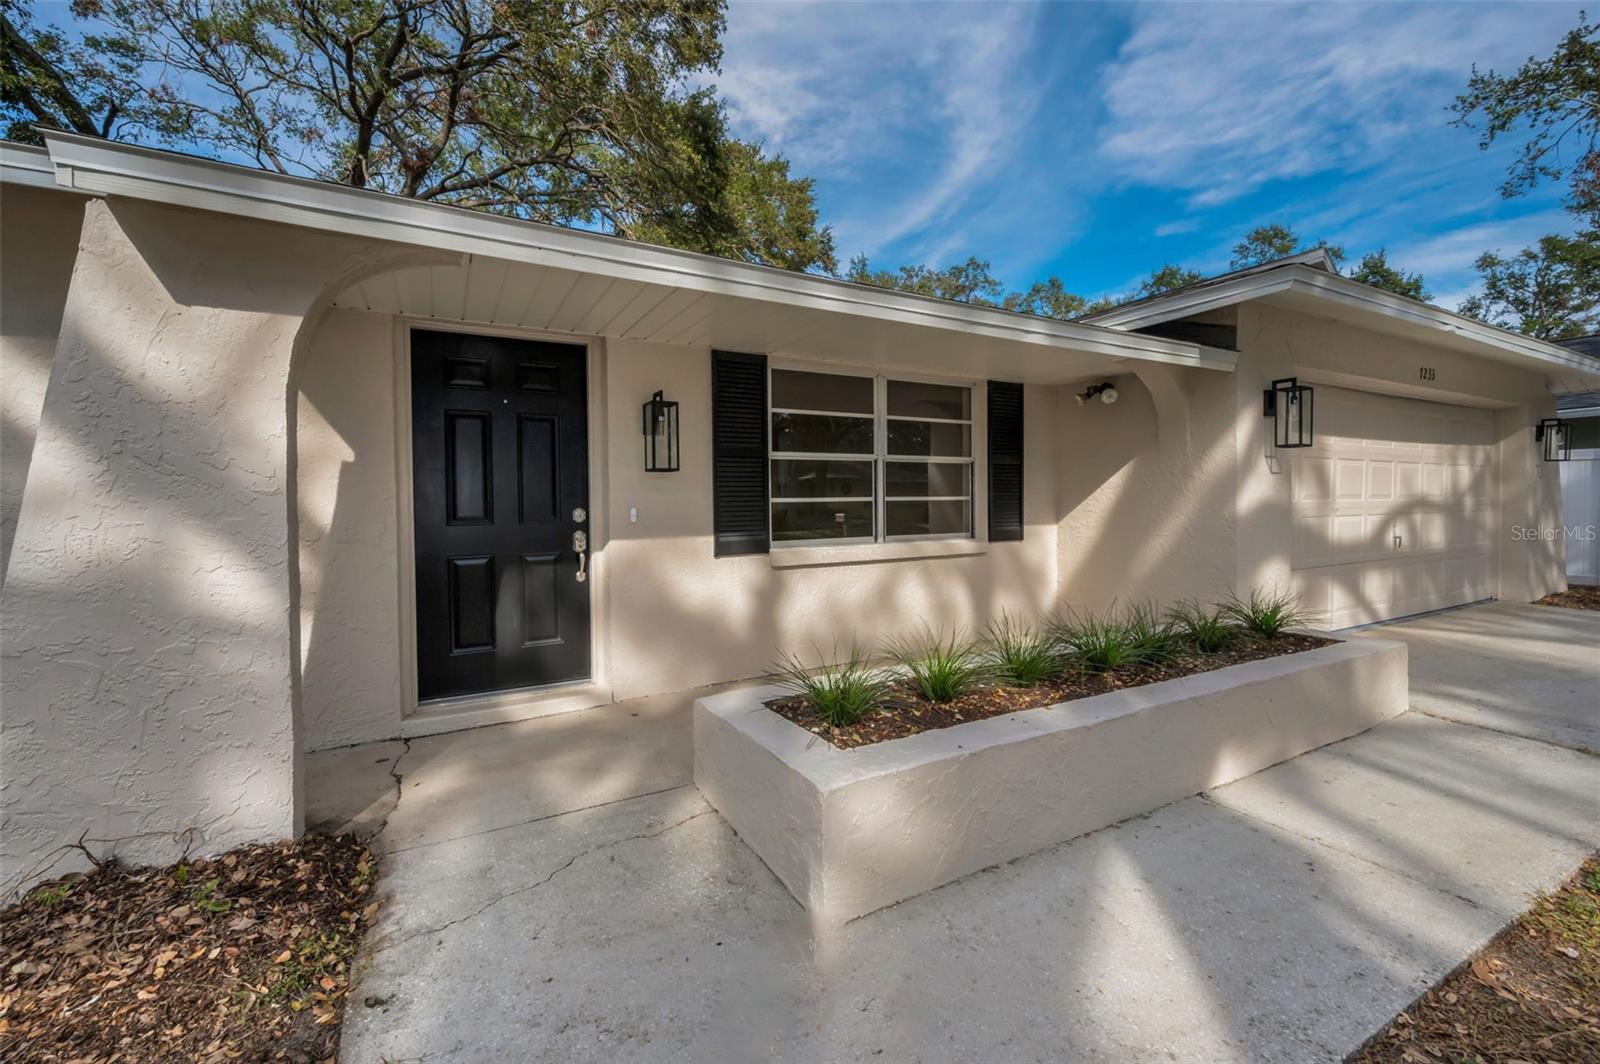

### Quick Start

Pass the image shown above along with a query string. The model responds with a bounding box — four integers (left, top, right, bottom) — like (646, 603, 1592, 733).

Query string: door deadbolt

(572, 507, 587, 524)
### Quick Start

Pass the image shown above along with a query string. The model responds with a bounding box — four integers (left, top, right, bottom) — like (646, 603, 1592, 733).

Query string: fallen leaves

(1352, 852, 1600, 1063)
(0, 834, 378, 1063)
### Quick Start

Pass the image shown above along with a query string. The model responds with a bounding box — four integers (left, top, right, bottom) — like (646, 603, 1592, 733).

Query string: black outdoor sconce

(1263, 376, 1315, 448)
(1536, 417, 1571, 462)
(642, 389, 679, 472)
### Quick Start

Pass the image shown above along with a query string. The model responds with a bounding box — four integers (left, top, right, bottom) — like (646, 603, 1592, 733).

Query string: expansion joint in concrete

(1406, 707, 1599, 759)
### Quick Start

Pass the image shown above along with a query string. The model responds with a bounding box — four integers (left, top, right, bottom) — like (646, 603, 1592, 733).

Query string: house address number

(1418, 367, 1436, 381)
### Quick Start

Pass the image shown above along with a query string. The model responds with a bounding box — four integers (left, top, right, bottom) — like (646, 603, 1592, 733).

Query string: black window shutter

(712, 350, 769, 556)
(987, 381, 1024, 542)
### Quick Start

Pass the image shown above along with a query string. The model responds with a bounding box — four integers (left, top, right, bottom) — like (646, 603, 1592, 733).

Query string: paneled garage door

(1290, 386, 1495, 629)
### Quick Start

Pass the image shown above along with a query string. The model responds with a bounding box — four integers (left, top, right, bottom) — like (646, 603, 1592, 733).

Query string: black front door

(411, 329, 590, 701)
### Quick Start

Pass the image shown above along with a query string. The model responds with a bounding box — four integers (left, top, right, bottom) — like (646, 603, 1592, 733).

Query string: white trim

(25, 131, 1231, 372)
(389, 316, 609, 720)
(766, 358, 980, 548)
(0, 142, 82, 192)
(1084, 263, 1600, 379)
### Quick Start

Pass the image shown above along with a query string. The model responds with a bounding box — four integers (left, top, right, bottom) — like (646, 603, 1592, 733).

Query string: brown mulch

(0, 834, 378, 1064)
(769, 633, 1335, 749)
(1537, 585, 1600, 611)
(1350, 853, 1600, 1064)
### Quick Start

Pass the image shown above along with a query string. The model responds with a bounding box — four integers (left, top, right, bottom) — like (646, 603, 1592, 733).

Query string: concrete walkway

(313, 602, 1600, 1063)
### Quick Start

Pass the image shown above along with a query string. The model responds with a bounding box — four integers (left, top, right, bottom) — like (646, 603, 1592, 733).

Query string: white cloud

(717, 1, 1045, 259)
(1097, 3, 1585, 208)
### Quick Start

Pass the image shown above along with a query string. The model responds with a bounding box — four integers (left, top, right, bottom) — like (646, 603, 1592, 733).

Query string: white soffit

(9, 132, 1233, 379)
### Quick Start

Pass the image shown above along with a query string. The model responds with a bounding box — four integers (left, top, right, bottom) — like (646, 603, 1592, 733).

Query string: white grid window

(769, 367, 974, 545)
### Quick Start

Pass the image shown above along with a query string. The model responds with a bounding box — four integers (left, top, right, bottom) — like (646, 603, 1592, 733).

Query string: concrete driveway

(312, 600, 1600, 1063)
(1356, 600, 1599, 753)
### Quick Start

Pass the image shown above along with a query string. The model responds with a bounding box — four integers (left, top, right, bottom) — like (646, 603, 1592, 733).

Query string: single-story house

(2, 133, 1597, 891)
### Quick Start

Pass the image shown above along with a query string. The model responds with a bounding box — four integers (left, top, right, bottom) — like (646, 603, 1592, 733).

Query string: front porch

(310, 601, 1600, 1063)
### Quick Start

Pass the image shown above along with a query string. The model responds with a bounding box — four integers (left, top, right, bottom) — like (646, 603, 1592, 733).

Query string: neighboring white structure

(2, 134, 1596, 891)
(1553, 340, 1600, 586)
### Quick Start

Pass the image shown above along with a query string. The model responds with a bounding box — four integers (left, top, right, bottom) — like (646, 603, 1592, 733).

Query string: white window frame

(768, 360, 977, 548)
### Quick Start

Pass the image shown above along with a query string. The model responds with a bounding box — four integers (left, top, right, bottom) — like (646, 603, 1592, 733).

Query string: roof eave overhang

(1086, 264, 1600, 382)
(6, 132, 1232, 374)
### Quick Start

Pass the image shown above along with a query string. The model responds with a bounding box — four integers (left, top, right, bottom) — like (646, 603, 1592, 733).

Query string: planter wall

(694, 638, 1407, 924)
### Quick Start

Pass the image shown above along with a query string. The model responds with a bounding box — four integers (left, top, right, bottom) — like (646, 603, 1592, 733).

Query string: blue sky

(714, 1, 1589, 308)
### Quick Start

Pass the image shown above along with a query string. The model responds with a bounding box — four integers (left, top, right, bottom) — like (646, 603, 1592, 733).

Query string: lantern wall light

(642, 390, 680, 472)
(1535, 417, 1571, 462)
(1263, 376, 1315, 449)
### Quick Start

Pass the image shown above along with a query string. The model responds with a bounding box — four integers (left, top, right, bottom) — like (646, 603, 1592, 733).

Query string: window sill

(769, 538, 987, 569)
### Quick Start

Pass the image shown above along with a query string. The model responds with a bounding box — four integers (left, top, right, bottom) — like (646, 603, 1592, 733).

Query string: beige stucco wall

(290, 325, 1062, 742)
(296, 309, 404, 750)
(600, 339, 1060, 700)
(0, 196, 439, 889)
(1233, 303, 1564, 604)
(1, 185, 85, 586)
(1056, 365, 1240, 612)
(1054, 302, 1566, 616)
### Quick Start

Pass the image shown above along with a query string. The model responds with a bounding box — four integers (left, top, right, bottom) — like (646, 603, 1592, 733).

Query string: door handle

(573, 530, 588, 583)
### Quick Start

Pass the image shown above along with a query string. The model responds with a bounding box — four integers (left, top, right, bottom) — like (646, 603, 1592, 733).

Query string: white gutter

(5, 132, 1232, 373)
(1085, 262, 1598, 379)
(0, 142, 80, 192)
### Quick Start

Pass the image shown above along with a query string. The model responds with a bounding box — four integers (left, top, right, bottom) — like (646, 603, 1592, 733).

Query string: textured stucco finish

(296, 309, 404, 750)
(694, 638, 1409, 923)
(0, 198, 432, 889)
(0, 185, 84, 586)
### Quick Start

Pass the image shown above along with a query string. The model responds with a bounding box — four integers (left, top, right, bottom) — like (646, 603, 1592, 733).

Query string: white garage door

(1290, 386, 1495, 629)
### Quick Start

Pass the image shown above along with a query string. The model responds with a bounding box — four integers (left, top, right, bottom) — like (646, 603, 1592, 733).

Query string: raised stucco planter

(694, 637, 1407, 924)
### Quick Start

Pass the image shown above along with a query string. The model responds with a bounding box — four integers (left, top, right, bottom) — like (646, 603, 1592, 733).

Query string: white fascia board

(1089, 264, 1600, 379)
(0, 142, 78, 192)
(34, 132, 1232, 373)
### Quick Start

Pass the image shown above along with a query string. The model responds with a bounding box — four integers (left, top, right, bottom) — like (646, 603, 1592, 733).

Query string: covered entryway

(1289, 386, 1496, 628)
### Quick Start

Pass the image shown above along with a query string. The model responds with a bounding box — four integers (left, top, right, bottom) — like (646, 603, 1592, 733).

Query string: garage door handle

(1393, 533, 1403, 548)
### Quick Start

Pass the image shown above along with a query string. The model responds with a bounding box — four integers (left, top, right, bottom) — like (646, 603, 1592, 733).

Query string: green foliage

(255, 930, 354, 1008)
(982, 613, 1061, 687)
(775, 642, 890, 728)
(1347, 249, 1430, 302)
(1230, 223, 1345, 270)
(26, 882, 73, 908)
(1002, 276, 1088, 319)
(1458, 232, 1600, 340)
(1453, 13, 1600, 228)
(1119, 601, 1183, 662)
(1051, 606, 1161, 672)
(1137, 263, 1206, 298)
(190, 876, 232, 914)
(1221, 587, 1311, 640)
(886, 625, 990, 703)
(1167, 599, 1243, 653)
(845, 255, 1006, 306)
(0, 0, 835, 272)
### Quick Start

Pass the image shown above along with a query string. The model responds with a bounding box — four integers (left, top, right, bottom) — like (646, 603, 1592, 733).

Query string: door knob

(573, 530, 588, 583)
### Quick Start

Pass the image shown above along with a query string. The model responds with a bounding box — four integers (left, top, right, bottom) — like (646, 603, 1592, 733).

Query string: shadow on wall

(0, 195, 455, 890)
(1056, 370, 1241, 613)
(295, 310, 405, 751)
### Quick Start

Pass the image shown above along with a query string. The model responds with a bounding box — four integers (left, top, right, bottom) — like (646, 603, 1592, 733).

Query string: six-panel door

(411, 329, 590, 701)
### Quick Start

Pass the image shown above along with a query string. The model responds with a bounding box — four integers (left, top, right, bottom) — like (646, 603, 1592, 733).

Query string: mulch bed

(0, 834, 378, 1064)
(1536, 585, 1600, 611)
(1350, 852, 1600, 1064)
(769, 633, 1335, 749)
